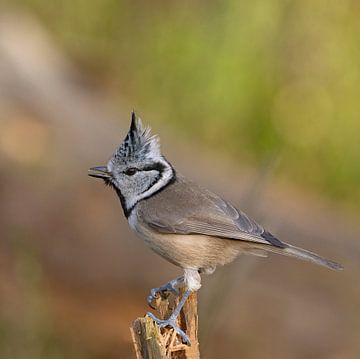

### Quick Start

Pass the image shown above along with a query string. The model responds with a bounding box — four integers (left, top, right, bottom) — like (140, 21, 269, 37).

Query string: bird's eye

(125, 167, 138, 176)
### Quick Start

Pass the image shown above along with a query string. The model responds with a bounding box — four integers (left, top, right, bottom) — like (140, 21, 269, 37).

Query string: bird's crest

(113, 111, 161, 164)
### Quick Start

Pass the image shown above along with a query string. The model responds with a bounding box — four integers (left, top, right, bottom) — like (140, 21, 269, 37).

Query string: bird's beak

(88, 166, 112, 179)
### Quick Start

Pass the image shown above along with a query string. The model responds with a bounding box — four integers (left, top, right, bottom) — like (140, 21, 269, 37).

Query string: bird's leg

(147, 289, 192, 345)
(147, 276, 184, 309)
(147, 269, 201, 345)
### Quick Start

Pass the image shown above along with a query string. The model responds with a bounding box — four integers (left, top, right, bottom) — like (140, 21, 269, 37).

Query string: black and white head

(89, 112, 175, 217)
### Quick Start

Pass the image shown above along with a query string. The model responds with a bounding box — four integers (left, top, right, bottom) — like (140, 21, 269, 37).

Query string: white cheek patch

(125, 159, 174, 211)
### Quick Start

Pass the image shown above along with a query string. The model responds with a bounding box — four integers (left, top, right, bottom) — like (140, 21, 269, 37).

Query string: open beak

(88, 166, 112, 179)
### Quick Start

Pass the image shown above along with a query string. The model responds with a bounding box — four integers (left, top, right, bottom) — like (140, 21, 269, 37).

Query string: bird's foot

(147, 311, 191, 346)
(147, 277, 184, 309)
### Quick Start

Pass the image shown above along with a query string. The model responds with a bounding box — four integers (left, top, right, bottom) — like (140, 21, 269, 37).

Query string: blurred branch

(0, 11, 125, 163)
(130, 290, 200, 359)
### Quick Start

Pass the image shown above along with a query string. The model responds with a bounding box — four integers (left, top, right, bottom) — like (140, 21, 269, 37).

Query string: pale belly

(128, 212, 240, 270)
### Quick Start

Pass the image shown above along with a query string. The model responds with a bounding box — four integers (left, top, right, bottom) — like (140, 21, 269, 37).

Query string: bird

(88, 111, 342, 345)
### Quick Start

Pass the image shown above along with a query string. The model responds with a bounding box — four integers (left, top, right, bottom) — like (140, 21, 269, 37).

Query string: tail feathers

(266, 243, 343, 271)
(245, 240, 343, 271)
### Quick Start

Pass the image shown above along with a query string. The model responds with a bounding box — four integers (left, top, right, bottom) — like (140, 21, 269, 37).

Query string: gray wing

(138, 175, 285, 248)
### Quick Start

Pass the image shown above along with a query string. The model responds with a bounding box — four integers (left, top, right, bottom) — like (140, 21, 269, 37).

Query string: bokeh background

(0, 1, 359, 358)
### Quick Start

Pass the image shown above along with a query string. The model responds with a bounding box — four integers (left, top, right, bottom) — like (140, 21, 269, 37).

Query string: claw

(147, 289, 161, 310)
(147, 277, 184, 309)
(147, 312, 191, 345)
(147, 296, 157, 310)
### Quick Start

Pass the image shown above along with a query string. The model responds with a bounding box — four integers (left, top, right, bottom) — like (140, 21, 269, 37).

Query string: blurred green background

(11, 0, 360, 208)
(0, 1, 359, 358)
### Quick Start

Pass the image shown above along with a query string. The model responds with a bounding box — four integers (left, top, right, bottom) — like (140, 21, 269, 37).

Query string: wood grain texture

(130, 290, 200, 359)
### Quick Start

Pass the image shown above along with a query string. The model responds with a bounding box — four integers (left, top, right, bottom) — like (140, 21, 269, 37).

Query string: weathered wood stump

(130, 290, 200, 359)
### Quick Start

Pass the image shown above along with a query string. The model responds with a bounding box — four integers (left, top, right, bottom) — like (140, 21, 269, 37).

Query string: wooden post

(130, 290, 200, 359)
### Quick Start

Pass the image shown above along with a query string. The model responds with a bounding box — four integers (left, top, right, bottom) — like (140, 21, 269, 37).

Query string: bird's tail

(263, 242, 343, 271)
